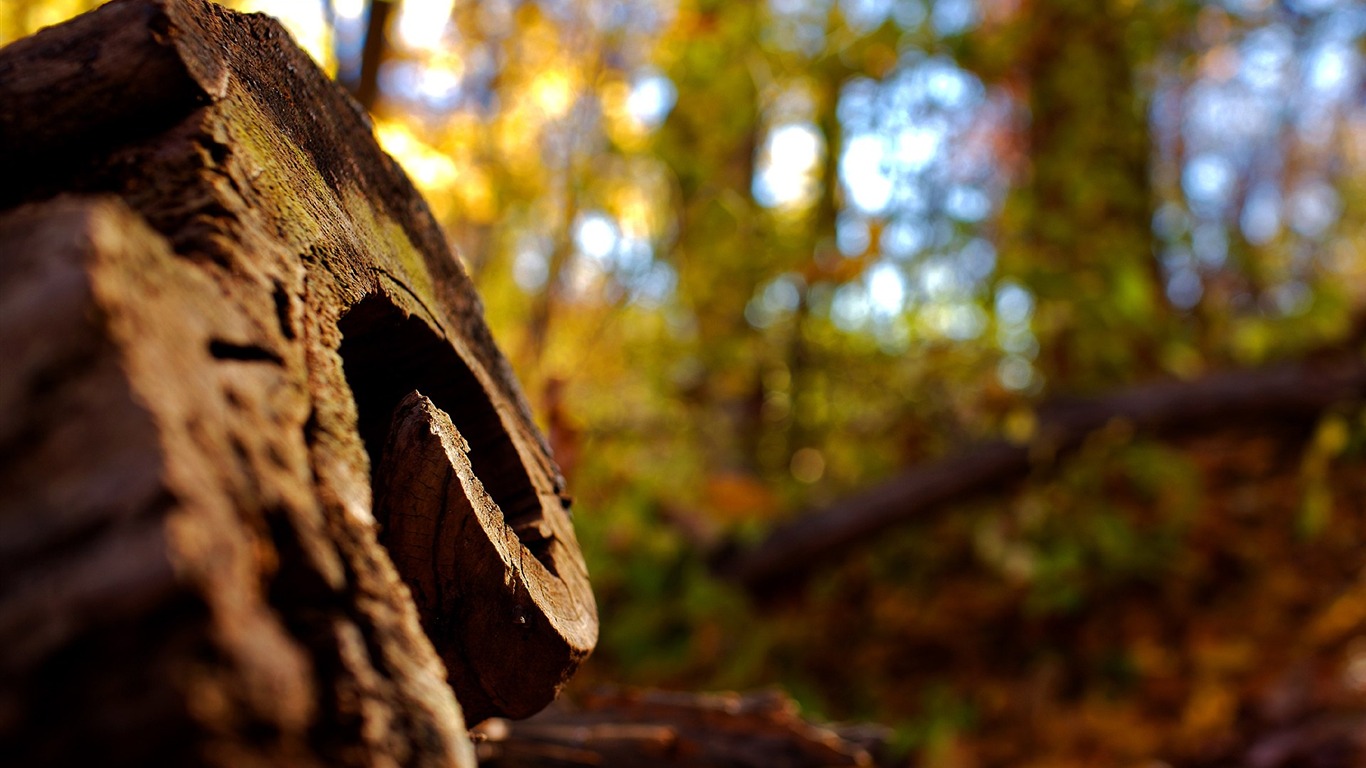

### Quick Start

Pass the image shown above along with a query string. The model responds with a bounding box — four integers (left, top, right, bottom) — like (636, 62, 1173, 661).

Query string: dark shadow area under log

(338, 294, 550, 564)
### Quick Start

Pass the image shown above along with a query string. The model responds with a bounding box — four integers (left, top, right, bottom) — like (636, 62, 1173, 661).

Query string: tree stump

(0, 2, 597, 766)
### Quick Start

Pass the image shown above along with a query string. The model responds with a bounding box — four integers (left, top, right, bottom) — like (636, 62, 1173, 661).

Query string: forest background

(6, 0, 1366, 764)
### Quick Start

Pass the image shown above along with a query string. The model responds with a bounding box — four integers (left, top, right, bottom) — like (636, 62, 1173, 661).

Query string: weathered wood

(472, 688, 890, 768)
(0, 1, 595, 766)
(720, 355, 1366, 593)
(376, 392, 595, 723)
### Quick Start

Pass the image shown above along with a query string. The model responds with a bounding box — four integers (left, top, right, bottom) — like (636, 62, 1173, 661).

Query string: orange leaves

(704, 470, 780, 523)
(797, 250, 872, 286)
(1176, 680, 1239, 752)
(1309, 585, 1366, 650)
(749, 415, 1366, 765)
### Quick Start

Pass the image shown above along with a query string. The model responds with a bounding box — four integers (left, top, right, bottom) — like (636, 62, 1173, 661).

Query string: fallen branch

(718, 354, 1366, 593)
(472, 687, 890, 767)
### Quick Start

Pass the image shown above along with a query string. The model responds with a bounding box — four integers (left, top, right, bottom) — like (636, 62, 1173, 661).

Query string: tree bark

(0, 2, 596, 766)
(719, 355, 1366, 594)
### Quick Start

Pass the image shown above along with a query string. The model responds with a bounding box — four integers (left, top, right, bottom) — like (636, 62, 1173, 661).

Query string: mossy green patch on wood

(219, 84, 439, 312)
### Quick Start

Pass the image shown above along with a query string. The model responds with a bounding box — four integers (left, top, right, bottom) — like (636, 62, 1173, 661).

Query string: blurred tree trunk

(983, 0, 1174, 388)
(351, 0, 395, 111)
(656, 4, 766, 475)
(0, 1, 595, 766)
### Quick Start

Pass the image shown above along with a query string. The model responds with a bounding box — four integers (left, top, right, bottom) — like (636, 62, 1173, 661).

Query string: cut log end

(375, 391, 595, 723)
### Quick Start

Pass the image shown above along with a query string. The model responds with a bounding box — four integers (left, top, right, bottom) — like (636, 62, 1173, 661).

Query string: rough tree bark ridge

(0, 2, 596, 766)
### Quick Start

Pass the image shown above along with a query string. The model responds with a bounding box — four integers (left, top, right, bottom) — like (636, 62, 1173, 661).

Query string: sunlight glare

(334, 0, 365, 21)
(1182, 153, 1234, 214)
(1308, 43, 1357, 97)
(755, 122, 824, 209)
(925, 65, 973, 107)
(627, 73, 677, 129)
(234, 0, 332, 68)
(417, 64, 463, 105)
(894, 126, 940, 172)
(374, 119, 457, 191)
(868, 263, 906, 314)
(396, 0, 455, 51)
(576, 213, 619, 262)
(771, 123, 821, 168)
(840, 133, 893, 214)
(533, 70, 578, 119)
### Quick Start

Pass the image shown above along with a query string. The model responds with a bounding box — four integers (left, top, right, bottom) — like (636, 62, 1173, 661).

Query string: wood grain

(377, 392, 596, 724)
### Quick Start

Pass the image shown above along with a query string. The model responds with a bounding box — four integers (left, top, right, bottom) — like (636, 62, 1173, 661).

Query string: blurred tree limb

(719, 349, 1366, 594)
